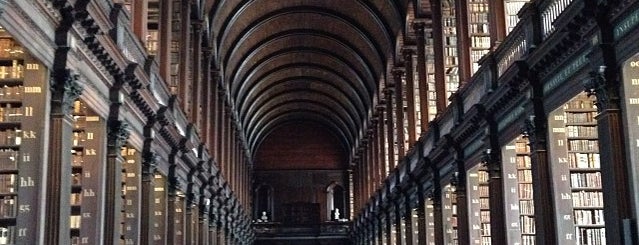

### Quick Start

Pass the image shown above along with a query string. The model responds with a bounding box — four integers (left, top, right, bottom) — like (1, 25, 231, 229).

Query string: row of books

(568, 140, 599, 152)
(575, 227, 606, 245)
(563, 98, 596, 109)
(566, 126, 598, 138)
(478, 171, 489, 182)
(478, 185, 489, 196)
(70, 193, 82, 205)
(565, 112, 597, 123)
(570, 172, 602, 188)
(516, 156, 531, 168)
(0, 38, 23, 59)
(471, 36, 491, 49)
(521, 235, 535, 245)
(0, 149, 18, 170)
(574, 209, 605, 225)
(0, 129, 21, 146)
(568, 153, 600, 169)
(518, 183, 533, 199)
(0, 85, 22, 100)
(519, 200, 534, 215)
(520, 215, 535, 234)
(480, 210, 490, 223)
(468, 2, 489, 13)
(0, 63, 23, 80)
(0, 106, 23, 123)
(571, 191, 604, 208)
(70, 215, 81, 229)
(518, 169, 533, 182)
(0, 174, 15, 193)
(0, 226, 15, 245)
(469, 23, 490, 34)
(72, 132, 88, 147)
(0, 197, 15, 218)
(469, 12, 488, 23)
(515, 142, 530, 153)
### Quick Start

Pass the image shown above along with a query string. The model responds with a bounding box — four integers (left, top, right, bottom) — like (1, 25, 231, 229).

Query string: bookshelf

(70, 100, 106, 245)
(467, 0, 491, 74)
(0, 27, 48, 244)
(442, 0, 459, 102)
(169, 0, 181, 94)
(442, 185, 458, 245)
(548, 92, 605, 245)
(146, 0, 160, 55)
(468, 165, 491, 245)
(502, 136, 535, 245)
(504, 0, 530, 34)
(425, 198, 436, 245)
(121, 146, 141, 244)
(424, 36, 437, 122)
(152, 173, 167, 243)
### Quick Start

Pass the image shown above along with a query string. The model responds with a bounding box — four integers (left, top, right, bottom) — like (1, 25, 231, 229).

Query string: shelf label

(565, 233, 573, 240)
(510, 222, 518, 228)
(561, 193, 571, 199)
(83, 189, 95, 197)
(18, 204, 30, 213)
(24, 107, 33, 117)
(24, 87, 41, 93)
(510, 204, 519, 210)
(554, 115, 565, 121)
(507, 173, 516, 179)
(552, 128, 565, 133)
(17, 228, 26, 237)
(85, 149, 97, 155)
(22, 131, 36, 139)
(82, 212, 91, 218)
(630, 98, 639, 104)
(20, 177, 34, 187)
(25, 63, 39, 70)
(22, 153, 30, 162)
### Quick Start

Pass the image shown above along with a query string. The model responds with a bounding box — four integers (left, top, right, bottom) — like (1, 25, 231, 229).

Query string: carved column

(46, 69, 82, 245)
(402, 49, 417, 145)
(385, 210, 393, 245)
(454, 0, 472, 83)
(105, 118, 130, 245)
(191, 19, 203, 126)
(131, 0, 149, 41)
(198, 193, 210, 245)
(453, 158, 470, 245)
(403, 192, 414, 245)
(523, 67, 557, 244)
(415, 178, 428, 244)
(178, 0, 192, 113)
(167, 174, 186, 244)
(413, 21, 430, 131)
(584, 62, 634, 244)
(430, 0, 448, 113)
(431, 163, 445, 245)
(158, 0, 172, 79)
(377, 105, 386, 183)
(482, 147, 506, 245)
(140, 125, 157, 245)
(395, 201, 404, 245)
(392, 68, 406, 159)
(384, 87, 396, 170)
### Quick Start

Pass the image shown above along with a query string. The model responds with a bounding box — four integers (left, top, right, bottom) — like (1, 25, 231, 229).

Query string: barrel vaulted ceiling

(206, 0, 416, 158)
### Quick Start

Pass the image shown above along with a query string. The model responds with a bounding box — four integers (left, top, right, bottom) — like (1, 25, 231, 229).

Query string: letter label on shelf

(18, 204, 30, 213)
(20, 177, 34, 187)
(17, 228, 26, 237)
(24, 107, 33, 117)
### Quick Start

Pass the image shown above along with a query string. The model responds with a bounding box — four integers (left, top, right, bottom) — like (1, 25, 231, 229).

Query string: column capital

(391, 67, 405, 77)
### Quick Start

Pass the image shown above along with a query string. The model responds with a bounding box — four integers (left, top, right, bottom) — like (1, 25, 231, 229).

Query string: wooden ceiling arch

(206, 0, 409, 158)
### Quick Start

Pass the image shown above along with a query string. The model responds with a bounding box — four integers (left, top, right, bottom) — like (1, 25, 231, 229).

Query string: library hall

(0, 0, 638, 244)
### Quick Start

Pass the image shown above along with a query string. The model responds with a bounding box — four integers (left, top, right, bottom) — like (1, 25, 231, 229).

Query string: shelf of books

(442, 184, 458, 245)
(173, 191, 186, 243)
(0, 26, 48, 245)
(621, 53, 639, 229)
(504, 0, 530, 34)
(442, 0, 459, 102)
(152, 173, 167, 244)
(424, 36, 437, 122)
(468, 165, 491, 245)
(70, 100, 106, 245)
(467, 0, 491, 74)
(424, 197, 436, 245)
(121, 145, 141, 244)
(548, 92, 605, 245)
(502, 136, 535, 245)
